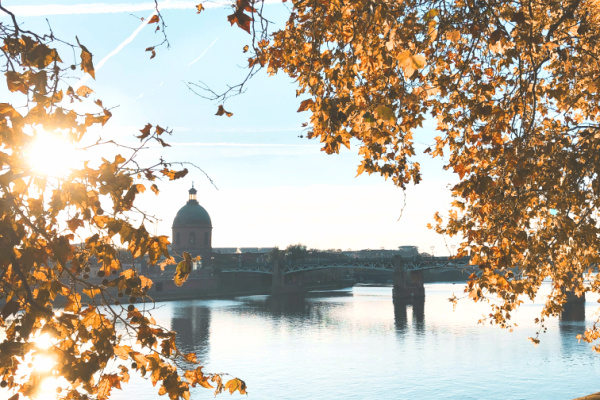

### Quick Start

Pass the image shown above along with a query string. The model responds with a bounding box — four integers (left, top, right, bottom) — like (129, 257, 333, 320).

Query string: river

(109, 283, 600, 400)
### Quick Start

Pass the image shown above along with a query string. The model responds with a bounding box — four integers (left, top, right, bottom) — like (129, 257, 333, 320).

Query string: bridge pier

(561, 291, 585, 321)
(272, 259, 306, 295)
(392, 256, 425, 301)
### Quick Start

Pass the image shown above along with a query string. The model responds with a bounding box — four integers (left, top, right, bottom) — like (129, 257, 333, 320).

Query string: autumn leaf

(374, 105, 395, 122)
(225, 378, 247, 395)
(174, 252, 192, 286)
(76, 85, 94, 97)
(114, 345, 132, 360)
(76, 36, 95, 79)
(0, 103, 22, 120)
(64, 293, 81, 313)
(1, 299, 20, 319)
(227, 7, 253, 34)
(97, 374, 121, 400)
(148, 15, 160, 24)
(184, 352, 198, 363)
(25, 43, 61, 69)
(397, 51, 426, 78)
(5, 71, 28, 94)
(196, 3, 204, 13)
(83, 287, 101, 299)
(66, 217, 84, 232)
(215, 105, 233, 117)
(297, 98, 314, 112)
(146, 46, 157, 59)
(447, 30, 461, 42)
(138, 123, 152, 140)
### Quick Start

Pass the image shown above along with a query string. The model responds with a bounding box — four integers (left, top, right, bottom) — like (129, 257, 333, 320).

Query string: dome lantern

(189, 182, 197, 202)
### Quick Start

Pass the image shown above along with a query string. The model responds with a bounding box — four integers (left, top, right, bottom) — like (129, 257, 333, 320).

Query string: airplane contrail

(76, 7, 159, 88)
(188, 37, 219, 67)
(6, 1, 202, 16)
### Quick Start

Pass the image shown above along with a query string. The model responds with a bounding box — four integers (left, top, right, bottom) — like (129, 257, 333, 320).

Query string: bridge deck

(219, 259, 476, 275)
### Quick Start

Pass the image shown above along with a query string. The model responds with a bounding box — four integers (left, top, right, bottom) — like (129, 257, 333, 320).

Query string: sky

(2, 0, 460, 254)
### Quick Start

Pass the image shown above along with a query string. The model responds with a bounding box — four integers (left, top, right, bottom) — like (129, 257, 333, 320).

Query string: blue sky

(4, 1, 459, 254)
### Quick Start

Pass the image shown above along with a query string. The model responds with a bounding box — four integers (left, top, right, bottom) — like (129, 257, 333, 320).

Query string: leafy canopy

(0, 6, 245, 400)
(199, 0, 600, 345)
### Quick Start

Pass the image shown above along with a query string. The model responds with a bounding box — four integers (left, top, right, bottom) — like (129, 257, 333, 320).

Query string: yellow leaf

(83, 287, 101, 299)
(64, 292, 81, 313)
(374, 105, 395, 122)
(174, 252, 192, 286)
(397, 51, 426, 78)
(114, 345, 132, 360)
(225, 378, 247, 395)
(447, 30, 461, 42)
(76, 85, 94, 97)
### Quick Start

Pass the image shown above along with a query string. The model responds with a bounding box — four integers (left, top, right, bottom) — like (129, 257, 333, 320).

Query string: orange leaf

(76, 85, 93, 97)
(297, 98, 314, 112)
(215, 105, 233, 117)
(227, 8, 252, 34)
(76, 37, 95, 79)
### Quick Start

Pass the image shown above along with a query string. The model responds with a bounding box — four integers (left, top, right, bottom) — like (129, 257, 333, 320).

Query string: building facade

(172, 185, 212, 259)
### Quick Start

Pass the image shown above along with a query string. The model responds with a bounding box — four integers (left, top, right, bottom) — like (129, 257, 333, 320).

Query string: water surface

(111, 284, 600, 400)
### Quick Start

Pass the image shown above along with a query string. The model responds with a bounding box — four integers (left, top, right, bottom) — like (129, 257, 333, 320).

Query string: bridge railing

(216, 254, 475, 275)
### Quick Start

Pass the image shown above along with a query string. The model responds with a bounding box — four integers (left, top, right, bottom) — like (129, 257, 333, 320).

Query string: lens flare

(33, 354, 56, 373)
(36, 376, 59, 400)
(35, 333, 53, 350)
(26, 128, 80, 178)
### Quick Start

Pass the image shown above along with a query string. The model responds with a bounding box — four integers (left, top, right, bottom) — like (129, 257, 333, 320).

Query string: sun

(26, 128, 81, 178)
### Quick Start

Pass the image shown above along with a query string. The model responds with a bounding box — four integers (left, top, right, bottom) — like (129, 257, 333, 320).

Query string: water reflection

(560, 299, 585, 322)
(109, 285, 600, 400)
(240, 291, 355, 318)
(393, 298, 425, 332)
(170, 304, 211, 362)
(263, 295, 310, 316)
(238, 295, 311, 320)
(559, 300, 587, 356)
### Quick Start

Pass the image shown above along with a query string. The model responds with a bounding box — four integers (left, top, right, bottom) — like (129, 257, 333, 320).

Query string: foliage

(284, 244, 308, 264)
(0, 6, 245, 400)
(199, 0, 600, 345)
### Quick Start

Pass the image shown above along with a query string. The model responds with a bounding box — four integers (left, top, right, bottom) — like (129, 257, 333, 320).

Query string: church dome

(172, 187, 212, 228)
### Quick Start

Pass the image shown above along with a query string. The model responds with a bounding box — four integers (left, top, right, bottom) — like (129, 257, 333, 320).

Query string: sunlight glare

(33, 354, 56, 373)
(37, 376, 59, 400)
(26, 128, 80, 178)
(35, 333, 53, 350)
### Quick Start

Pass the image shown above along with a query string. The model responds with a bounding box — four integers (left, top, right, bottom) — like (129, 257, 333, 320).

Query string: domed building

(172, 185, 212, 258)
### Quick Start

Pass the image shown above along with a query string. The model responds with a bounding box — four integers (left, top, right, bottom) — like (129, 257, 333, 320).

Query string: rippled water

(110, 284, 600, 400)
